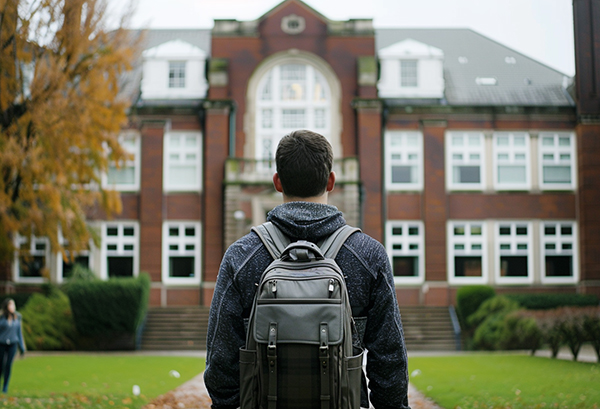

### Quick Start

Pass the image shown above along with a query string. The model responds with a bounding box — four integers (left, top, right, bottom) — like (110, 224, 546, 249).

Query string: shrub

(455, 285, 496, 328)
(500, 311, 543, 354)
(505, 293, 599, 310)
(66, 274, 150, 350)
(20, 289, 78, 350)
(470, 296, 521, 350)
(582, 309, 600, 362)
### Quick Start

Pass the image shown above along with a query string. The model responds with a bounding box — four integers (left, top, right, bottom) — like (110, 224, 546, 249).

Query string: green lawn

(409, 354, 600, 409)
(2, 355, 205, 408)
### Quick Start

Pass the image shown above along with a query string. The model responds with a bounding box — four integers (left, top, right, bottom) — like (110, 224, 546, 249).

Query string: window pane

(543, 166, 571, 183)
(107, 256, 133, 277)
(169, 227, 179, 236)
(558, 137, 571, 146)
(62, 255, 89, 279)
(545, 256, 572, 277)
(282, 109, 306, 128)
(452, 136, 463, 146)
(123, 227, 134, 236)
(561, 225, 573, 235)
(516, 226, 528, 235)
(185, 227, 196, 236)
(392, 227, 402, 236)
(170, 256, 195, 278)
(391, 165, 414, 184)
(454, 226, 465, 236)
(454, 256, 482, 277)
(471, 225, 482, 235)
(124, 244, 134, 251)
(454, 166, 480, 183)
(542, 137, 554, 146)
(499, 226, 511, 235)
(545, 226, 556, 235)
(107, 166, 135, 185)
(400, 60, 418, 87)
(19, 256, 45, 277)
(514, 136, 526, 146)
(468, 136, 480, 146)
(498, 166, 526, 183)
(107, 227, 118, 236)
(392, 256, 418, 277)
(500, 256, 528, 277)
(169, 165, 198, 186)
(408, 226, 419, 235)
(497, 136, 509, 146)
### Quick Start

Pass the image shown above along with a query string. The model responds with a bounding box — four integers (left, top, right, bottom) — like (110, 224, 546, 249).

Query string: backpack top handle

(280, 240, 325, 261)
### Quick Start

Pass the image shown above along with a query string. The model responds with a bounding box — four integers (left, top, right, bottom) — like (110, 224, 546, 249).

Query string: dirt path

(144, 373, 443, 409)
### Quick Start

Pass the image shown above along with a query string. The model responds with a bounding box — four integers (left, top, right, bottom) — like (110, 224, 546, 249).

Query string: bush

(582, 309, 600, 362)
(501, 311, 543, 353)
(455, 285, 496, 328)
(66, 274, 150, 350)
(470, 296, 521, 350)
(505, 293, 599, 310)
(20, 289, 78, 350)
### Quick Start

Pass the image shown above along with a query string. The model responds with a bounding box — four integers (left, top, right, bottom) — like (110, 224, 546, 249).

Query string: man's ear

(326, 171, 336, 192)
(273, 173, 284, 193)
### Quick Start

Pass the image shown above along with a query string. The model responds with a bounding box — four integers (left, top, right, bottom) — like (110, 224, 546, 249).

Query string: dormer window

(169, 61, 186, 88)
(378, 39, 444, 99)
(141, 40, 208, 100)
(400, 60, 418, 87)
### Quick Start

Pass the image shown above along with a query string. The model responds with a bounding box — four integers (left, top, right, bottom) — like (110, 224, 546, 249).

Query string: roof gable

(258, 0, 329, 24)
(379, 38, 444, 59)
(142, 39, 207, 59)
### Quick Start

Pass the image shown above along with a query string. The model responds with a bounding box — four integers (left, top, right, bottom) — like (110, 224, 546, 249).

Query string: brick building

(6, 0, 600, 307)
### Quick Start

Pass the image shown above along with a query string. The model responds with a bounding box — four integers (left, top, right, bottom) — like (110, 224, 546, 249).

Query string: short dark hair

(275, 130, 333, 198)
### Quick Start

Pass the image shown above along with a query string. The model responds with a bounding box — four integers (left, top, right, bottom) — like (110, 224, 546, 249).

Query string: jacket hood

(267, 202, 346, 241)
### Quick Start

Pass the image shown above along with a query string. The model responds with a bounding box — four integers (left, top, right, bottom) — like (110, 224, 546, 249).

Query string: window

(541, 222, 578, 283)
(493, 132, 530, 190)
(255, 63, 331, 161)
(539, 132, 576, 190)
(102, 222, 138, 279)
(162, 222, 201, 285)
(495, 222, 533, 284)
(385, 131, 423, 191)
(386, 221, 425, 284)
(169, 61, 186, 88)
(164, 132, 202, 192)
(105, 134, 141, 191)
(14, 236, 49, 282)
(400, 60, 418, 87)
(447, 222, 487, 284)
(446, 132, 485, 190)
(57, 235, 92, 283)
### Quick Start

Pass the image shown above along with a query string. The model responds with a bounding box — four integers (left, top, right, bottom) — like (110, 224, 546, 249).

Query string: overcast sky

(121, 0, 575, 76)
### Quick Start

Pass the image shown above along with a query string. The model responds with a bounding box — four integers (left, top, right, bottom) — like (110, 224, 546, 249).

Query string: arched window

(252, 61, 334, 160)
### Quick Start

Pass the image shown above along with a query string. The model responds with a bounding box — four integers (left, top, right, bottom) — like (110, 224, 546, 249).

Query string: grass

(2, 355, 205, 408)
(408, 354, 600, 409)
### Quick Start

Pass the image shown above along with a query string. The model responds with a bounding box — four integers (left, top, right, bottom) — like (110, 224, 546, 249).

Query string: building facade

(5, 0, 600, 307)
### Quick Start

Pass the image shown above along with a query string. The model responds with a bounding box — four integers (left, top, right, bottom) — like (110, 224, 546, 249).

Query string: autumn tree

(0, 0, 139, 272)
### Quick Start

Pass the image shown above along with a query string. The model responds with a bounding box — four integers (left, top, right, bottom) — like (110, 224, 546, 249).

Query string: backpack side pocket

(239, 348, 258, 409)
(342, 347, 364, 409)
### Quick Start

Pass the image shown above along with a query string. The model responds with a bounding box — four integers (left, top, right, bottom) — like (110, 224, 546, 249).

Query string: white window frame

(100, 222, 139, 280)
(494, 221, 534, 284)
(162, 222, 202, 285)
(493, 132, 531, 191)
(56, 232, 93, 284)
(385, 221, 425, 285)
(538, 132, 576, 191)
(13, 235, 50, 283)
(163, 131, 203, 192)
(169, 61, 186, 88)
(540, 221, 579, 284)
(102, 133, 141, 192)
(400, 60, 418, 87)
(385, 131, 423, 191)
(447, 221, 488, 285)
(446, 131, 486, 191)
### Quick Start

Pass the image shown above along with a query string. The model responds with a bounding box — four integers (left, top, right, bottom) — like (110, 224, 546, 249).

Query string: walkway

(144, 373, 442, 409)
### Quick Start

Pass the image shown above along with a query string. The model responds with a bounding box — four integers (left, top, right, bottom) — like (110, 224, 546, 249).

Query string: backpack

(240, 222, 364, 409)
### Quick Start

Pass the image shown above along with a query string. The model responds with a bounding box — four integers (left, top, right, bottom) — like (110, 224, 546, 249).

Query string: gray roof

(376, 28, 574, 106)
(123, 28, 573, 108)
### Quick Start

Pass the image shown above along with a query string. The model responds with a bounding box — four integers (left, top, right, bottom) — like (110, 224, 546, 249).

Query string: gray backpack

(240, 222, 364, 409)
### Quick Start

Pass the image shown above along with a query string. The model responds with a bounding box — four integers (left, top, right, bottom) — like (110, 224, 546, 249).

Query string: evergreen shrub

(0, 293, 34, 309)
(66, 273, 150, 350)
(505, 293, 599, 310)
(20, 289, 77, 350)
(470, 296, 521, 350)
(455, 285, 496, 327)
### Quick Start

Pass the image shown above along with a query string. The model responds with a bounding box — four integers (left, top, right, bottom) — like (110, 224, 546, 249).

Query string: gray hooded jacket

(204, 202, 410, 409)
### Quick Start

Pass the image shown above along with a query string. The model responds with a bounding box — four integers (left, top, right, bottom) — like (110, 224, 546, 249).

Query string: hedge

(455, 285, 496, 328)
(66, 274, 150, 350)
(0, 293, 34, 309)
(20, 289, 78, 350)
(505, 293, 599, 310)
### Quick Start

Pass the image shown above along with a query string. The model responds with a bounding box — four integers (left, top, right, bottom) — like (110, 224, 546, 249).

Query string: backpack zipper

(328, 279, 335, 298)
(271, 280, 277, 297)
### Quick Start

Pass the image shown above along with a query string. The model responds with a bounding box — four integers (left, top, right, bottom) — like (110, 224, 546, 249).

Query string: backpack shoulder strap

(251, 222, 291, 260)
(320, 225, 361, 259)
